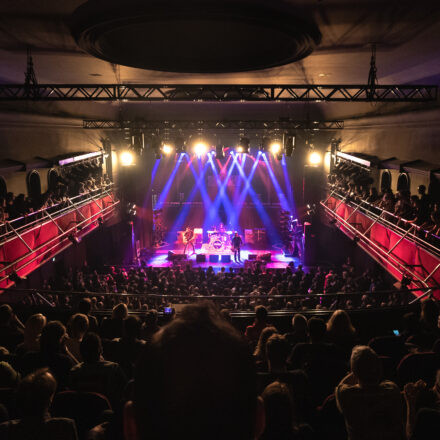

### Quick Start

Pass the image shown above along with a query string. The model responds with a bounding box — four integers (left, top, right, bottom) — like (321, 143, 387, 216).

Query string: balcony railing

(0, 185, 119, 289)
(321, 189, 440, 301)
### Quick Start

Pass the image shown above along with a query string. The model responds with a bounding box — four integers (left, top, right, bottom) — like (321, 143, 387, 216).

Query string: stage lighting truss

(236, 137, 250, 154)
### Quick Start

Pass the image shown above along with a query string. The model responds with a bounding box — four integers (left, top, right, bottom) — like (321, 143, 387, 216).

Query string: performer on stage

(231, 231, 243, 263)
(183, 226, 196, 256)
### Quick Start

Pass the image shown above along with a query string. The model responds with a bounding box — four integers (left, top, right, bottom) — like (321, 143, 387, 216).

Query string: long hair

(327, 310, 356, 340)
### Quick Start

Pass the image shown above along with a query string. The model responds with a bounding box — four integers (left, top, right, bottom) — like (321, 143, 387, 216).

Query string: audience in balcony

(0, 160, 112, 225)
(329, 162, 440, 240)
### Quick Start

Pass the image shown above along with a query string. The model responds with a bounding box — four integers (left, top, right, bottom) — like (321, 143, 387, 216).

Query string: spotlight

(98, 216, 104, 226)
(68, 234, 80, 245)
(216, 144, 225, 159)
(175, 136, 186, 154)
(120, 150, 134, 166)
(269, 141, 282, 155)
(236, 137, 250, 154)
(161, 143, 174, 155)
(193, 141, 208, 156)
(308, 151, 322, 166)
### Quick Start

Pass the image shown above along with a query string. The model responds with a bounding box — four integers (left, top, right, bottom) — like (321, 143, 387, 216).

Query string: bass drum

(213, 240, 223, 250)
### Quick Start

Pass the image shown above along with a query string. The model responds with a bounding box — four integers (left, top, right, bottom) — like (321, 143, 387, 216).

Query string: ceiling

(0, 0, 439, 123)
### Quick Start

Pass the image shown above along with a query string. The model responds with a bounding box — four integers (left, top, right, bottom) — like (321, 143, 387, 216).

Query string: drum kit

(207, 229, 232, 251)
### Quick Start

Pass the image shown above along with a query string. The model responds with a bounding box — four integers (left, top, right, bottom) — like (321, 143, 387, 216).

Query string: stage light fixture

(269, 141, 282, 155)
(261, 137, 271, 152)
(285, 136, 294, 157)
(193, 141, 208, 156)
(174, 136, 186, 154)
(308, 151, 322, 166)
(120, 150, 134, 166)
(161, 143, 174, 155)
(236, 137, 250, 154)
(216, 144, 225, 159)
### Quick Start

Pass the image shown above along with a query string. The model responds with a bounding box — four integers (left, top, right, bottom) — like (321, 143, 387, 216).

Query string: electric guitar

(183, 230, 195, 244)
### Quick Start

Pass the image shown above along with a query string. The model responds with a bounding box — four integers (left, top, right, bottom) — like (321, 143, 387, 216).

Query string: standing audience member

(0, 369, 78, 440)
(335, 345, 405, 440)
(245, 306, 269, 347)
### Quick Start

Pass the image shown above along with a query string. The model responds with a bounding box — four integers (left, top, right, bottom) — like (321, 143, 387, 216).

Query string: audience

(335, 345, 405, 440)
(0, 298, 438, 440)
(0, 369, 78, 440)
(328, 162, 440, 243)
(0, 159, 111, 224)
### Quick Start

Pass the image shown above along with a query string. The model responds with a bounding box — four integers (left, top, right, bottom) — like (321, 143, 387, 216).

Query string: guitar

(183, 229, 195, 244)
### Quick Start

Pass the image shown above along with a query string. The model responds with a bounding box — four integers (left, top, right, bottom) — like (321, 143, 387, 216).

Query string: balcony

(0, 185, 119, 289)
(321, 188, 440, 301)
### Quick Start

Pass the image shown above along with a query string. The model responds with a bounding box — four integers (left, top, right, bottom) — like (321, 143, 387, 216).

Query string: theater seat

(397, 352, 440, 388)
(51, 390, 112, 439)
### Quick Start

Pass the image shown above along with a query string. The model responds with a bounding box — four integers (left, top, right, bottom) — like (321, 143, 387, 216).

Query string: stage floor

(143, 247, 300, 270)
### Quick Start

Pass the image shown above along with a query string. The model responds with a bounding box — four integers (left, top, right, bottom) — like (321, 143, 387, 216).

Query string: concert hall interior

(1, 1, 440, 439)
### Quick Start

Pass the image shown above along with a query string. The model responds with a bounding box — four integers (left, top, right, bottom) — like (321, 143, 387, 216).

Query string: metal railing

(0, 188, 119, 286)
(1, 286, 431, 313)
(0, 183, 115, 245)
(325, 186, 440, 256)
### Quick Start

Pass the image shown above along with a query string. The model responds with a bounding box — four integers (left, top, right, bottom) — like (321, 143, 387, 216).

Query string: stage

(143, 246, 299, 270)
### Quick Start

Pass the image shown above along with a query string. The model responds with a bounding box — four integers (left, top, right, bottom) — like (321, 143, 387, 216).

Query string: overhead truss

(0, 84, 436, 102)
(82, 119, 344, 130)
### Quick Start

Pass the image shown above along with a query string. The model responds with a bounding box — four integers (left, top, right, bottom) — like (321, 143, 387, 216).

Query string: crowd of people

(328, 161, 440, 240)
(0, 159, 107, 222)
(0, 160, 111, 227)
(0, 298, 439, 440)
(26, 261, 409, 314)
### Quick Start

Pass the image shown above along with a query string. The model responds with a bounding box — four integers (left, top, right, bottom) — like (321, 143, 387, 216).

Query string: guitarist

(231, 231, 243, 262)
(183, 226, 196, 256)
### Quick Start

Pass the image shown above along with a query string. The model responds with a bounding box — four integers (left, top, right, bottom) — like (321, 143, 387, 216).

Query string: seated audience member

(69, 332, 127, 408)
(284, 314, 308, 349)
(260, 381, 313, 440)
(126, 303, 264, 440)
(420, 299, 440, 339)
(141, 309, 160, 343)
(290, 317, 346, 406)
(77, 298, 99, 333)
(327, 309, 358, 358)
(335, 345, 405, 440)
(265, 334, 290, 374)
(65, 313, 89, 362)
(100, 303, 128, 340)
(20, 321, 77, 390)
(0, 369, 78, 440)
(15, 313, 47, 357)
(0, 361, 20, 388)
(254, 326, 278, 371)
(245, 305, 269, 347)
(404, 374, 440, 440)
(106, 316, 145, 379)
(0, 304, 24, 352)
